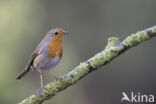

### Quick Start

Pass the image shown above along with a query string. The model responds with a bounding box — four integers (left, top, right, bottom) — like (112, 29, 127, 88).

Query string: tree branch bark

(18, 26, 156, 104)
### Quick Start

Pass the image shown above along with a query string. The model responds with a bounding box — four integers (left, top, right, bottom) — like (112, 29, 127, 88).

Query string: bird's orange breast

(46, 38, 63, 58)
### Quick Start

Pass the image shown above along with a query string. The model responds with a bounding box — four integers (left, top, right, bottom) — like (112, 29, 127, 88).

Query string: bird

(16, 28, 70, 93)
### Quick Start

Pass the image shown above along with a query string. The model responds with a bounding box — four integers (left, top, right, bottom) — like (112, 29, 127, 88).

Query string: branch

(18, 26, 156, 104)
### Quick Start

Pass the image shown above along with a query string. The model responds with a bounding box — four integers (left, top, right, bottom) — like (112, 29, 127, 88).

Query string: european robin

(16, 28, 70, 93)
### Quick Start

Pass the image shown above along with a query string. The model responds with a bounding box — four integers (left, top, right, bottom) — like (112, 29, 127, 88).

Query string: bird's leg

(35, 70, 44, 95)
(39, 70, 44, 90)
(50, 71, 60, 80)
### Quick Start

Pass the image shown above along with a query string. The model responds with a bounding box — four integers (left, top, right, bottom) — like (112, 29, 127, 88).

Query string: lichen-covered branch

(18, 26, 156, 104)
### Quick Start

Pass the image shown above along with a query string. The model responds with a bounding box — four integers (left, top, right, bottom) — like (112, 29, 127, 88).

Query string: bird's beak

(64, 30, 70, 35)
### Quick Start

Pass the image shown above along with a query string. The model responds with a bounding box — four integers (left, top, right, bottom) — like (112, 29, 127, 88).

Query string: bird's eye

(55, 32, 58, 35)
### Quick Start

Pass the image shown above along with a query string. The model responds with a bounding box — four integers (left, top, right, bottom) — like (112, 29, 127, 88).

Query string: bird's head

(48, 28, 70, 42)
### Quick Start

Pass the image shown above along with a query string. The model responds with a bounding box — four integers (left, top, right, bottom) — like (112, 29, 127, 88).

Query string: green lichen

(123, 31, 149, 47)
(152, 27, 156, 33)
(106, 37, 120, 49)
(88, 37, 120, 69)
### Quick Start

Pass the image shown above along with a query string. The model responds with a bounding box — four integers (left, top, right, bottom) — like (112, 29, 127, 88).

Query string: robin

(16, 28, 70, 93)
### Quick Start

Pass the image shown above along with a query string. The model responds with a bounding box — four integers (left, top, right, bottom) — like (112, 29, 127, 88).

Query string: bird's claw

(55, 77, 60, 80)
(35, 87, 44, 95)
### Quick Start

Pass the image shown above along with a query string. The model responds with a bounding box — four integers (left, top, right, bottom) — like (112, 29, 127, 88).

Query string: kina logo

(121, 92, 154, 103)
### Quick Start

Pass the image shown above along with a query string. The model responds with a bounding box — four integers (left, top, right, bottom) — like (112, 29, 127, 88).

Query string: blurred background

(0, 0, 156, 104)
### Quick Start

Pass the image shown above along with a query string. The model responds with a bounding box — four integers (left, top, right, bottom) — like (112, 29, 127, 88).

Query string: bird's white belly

(33, 54, 60, 71)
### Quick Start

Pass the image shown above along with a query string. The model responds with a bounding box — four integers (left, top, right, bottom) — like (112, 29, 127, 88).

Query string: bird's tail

(16, 67, 31, 80)
(16, 51, 38, 80)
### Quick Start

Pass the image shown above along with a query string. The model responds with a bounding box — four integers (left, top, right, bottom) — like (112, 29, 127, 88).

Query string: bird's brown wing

(16, 50, 39, 80)
(16, 31, 49, 80)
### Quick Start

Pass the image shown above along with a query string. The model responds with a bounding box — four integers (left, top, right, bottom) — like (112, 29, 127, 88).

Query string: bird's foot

(55, 77, 61, 80)
(35, 87, 45, 95)
(50, 72, 61, 81)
